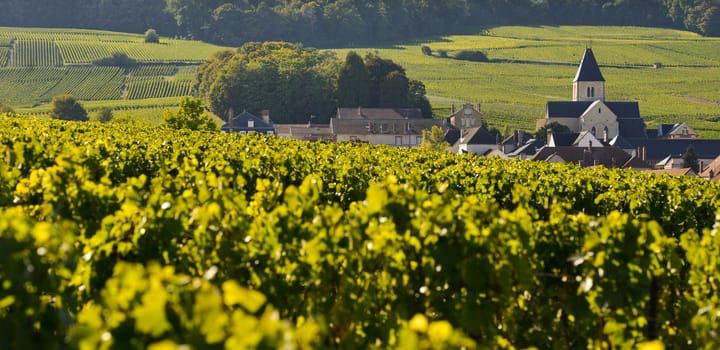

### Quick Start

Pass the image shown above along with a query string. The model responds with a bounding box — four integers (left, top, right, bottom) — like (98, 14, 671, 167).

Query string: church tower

(573, 48, 605, 102)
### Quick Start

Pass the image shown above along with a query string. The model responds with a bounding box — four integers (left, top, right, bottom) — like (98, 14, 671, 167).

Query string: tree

(94, 52, 137, 68)
(421, 46, 432, 56)
(0, 102, 14, 114)
(50, 94, 88, 121)
(92, 107, 113, 123)
(421, 125, 450, 152)
(144, 28, 160, 43)
(163, 96, 217, 131)
(200, 42, 338, 124)
(337, 51, 371, 107)
(535, 122, 572, 144)
(682, 144, 700, 172)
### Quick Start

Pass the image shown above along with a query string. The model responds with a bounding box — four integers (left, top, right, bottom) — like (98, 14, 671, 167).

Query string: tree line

(0, 0, 718, 46)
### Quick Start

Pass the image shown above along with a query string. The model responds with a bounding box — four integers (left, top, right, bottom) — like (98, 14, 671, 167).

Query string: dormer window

(683, 128, 688, 135)
(248, 120, 254, 128)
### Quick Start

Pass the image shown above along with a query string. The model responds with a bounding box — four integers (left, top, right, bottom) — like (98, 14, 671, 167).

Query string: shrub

(50, 94, 88, 121)
(437, 50, 448, 58)
(163, 96, 218, 131)
(144, 28, 160, 43)
(94, 52, 137, 68)
(92, 107, 113, 123)
(421, 45, 432, 56)
(453, 50, 489, 62)
(0, 102, 14, 114)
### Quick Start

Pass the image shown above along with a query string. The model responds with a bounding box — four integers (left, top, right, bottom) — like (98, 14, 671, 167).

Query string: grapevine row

(8, 39, 63, 67)
(1, 116, 719, 349)
(125, 77, 193, 99)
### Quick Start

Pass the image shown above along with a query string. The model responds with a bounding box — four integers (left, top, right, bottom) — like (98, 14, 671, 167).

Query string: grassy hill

(0, 27, 224, 116)
(333, 26, 720, 138)
(1, 26, 719, 137)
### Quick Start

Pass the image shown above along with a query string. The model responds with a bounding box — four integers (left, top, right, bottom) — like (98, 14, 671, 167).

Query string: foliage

(0, 102, 13, 113)
(143, 28, 159, 43)
(453, 50, 489, 62)
(421, 125, 450, 151)
(162, 96, 217, 131)
(682, 144, 700, 171)
(93, 52, 137, 68)
(421, 45, 432, 56)
(49, 94, 87, 121)
(535, 122, 572, 144)
(91, 107, 113, 123)
(0, 117, 720, 349)
(337, 51, 372, 108)
(2, 116, 720, 348)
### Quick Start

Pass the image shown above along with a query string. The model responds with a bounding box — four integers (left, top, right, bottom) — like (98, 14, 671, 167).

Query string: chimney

(477, 103, 481, 112)
(357, 106, 362, 116)
(227, 107, 234, 132)
(546, 128, 553, 146)
(588, 140, 593, 150)
(261, 110, 270, 124)
(642, 146, 647, 161)
(451, 104, 455, 114)
(700, 161, 705, 173)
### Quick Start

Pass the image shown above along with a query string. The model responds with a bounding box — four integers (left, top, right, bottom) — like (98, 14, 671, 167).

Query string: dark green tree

(92, 107, 113, 123)
(379, 70, 409, 107)
(337, 51, 372, 107)
(50, 94, 88, 121)
(682, 144, 700, 172)
(535, 121, 572, 144)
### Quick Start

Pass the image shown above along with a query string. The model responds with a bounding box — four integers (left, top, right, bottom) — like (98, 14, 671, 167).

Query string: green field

(333, 26, 720, 138)
(0, 27, 223, 111)
(1, 26, 719, 137)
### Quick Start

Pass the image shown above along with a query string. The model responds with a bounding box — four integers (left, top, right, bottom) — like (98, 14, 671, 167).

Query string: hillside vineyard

(2, 116, 720, 349)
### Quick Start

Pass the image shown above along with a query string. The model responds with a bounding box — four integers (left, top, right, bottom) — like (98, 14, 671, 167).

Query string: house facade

(330, 107, 444, 147)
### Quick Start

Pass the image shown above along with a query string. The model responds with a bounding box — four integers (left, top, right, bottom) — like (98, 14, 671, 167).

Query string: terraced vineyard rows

(125, 77, 193, 100)
(2, 116, 720, 349)
(40, 66, 124, 101)
(0, 47, 8, 66)
(8, 39, 63, 67)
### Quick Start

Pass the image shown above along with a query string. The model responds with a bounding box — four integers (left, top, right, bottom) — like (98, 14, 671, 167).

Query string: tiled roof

(574, 48, 605, 82)
(645, 168, 697, 177)
(617, 118, 648, 138)
(700, 155, 720, 178)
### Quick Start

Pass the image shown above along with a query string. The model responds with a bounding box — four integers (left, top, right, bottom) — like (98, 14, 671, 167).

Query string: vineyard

(2, 115, 720, 349)
(0, 27, 222, 109)
(333, 25, 720, 138)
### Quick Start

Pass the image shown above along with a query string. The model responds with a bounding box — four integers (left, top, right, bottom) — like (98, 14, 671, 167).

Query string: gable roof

(548, 132, 580, 147)
(625, 139, 720, 161)
(531, 145, 632, 168)
(461, 127, 498, 145)
(574, 48, 605, 82)
(700, 155, 720, 178)
(444, 128, 462, 146)
(221, 111, 274, 132)
(645, 168, 697, 177)
(546, 101, 640, 119)
(337, 107, 423, 120)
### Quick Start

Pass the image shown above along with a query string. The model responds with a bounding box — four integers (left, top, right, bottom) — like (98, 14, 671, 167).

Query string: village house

(221, 109, 276, 135)
(330, 107, 444, 146)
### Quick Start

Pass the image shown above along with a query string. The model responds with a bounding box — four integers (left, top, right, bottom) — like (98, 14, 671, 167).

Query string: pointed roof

(573, 48, 605, 82)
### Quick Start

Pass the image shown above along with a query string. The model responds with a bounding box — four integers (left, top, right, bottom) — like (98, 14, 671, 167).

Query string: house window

(591, 127, 596, 136)
(683, 128, 689, 135)
(267, 130, 274, 135)
(598, 108, 601, 114)
(395, 136, 403, 145)
(248, 120, 254, 128)
(416, 136, 422, 144)
(587, 87, 591, 97)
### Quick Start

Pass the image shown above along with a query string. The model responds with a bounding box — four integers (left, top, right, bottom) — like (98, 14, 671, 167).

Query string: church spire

(574, 48, 605, 82)
(573, 48, 605, 101)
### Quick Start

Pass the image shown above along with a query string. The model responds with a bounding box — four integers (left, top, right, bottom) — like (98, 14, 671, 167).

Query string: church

(537, 48, 648, 140)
